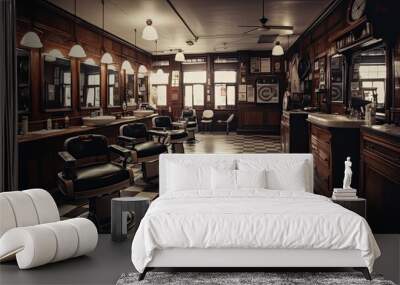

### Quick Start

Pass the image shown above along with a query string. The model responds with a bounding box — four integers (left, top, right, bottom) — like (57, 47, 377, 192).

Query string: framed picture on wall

(256, 83, 279, 104)
(238, 84, 247, 101)
(247, 85, 255, 102)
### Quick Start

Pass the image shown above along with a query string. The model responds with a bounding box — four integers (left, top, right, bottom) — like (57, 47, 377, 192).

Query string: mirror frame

(41, 54, 73, 113)
(79, 60, 101, 110)
(17, 48, 31, 115)
(107, 65, 122, 108)
(329, 53, 346, 104)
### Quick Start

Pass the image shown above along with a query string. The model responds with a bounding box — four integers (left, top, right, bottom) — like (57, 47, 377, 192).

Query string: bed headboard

(159, 153, 314, 196)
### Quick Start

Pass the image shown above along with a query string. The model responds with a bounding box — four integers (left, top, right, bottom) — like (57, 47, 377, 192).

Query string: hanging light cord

(101, 0, 105, 51)
(73, 0, 77, 41)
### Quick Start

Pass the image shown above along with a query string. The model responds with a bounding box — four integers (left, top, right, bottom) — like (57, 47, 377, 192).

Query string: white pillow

(238, 159, 310, 192)
(211, 168, 237, 190)
(167, 161, 236, 192)
(236, 169, 267, 189)
(265, 163, 307, 191)
(168, 163, 211, 191)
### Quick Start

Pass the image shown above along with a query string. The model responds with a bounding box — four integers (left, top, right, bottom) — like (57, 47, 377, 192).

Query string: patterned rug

(116, 271, 395, 285)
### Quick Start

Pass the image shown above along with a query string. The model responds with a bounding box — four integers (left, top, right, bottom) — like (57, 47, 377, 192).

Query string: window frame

(213, 69, 238, 110)
(184, 83, 206, 108)
(152, 84, 168, 107)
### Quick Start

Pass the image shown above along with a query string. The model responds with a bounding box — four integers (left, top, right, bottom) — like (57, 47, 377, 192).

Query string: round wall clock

(349, 0, 367, 22)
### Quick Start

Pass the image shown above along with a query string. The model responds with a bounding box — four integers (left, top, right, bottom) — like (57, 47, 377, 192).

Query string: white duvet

(131, 190, 380, 273)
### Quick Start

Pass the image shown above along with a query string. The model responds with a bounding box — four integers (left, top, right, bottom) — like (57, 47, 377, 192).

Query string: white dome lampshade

(20, 31, 43, 48)
(121, 60, 134, 75)
(175, 51, 185, 62)
(142, 19, 158, 41)
(100, 52, 113, 64)
(69, 44, 87, 58)
(44, 49, 64, 62)
(84, 58, 97, 66)
(272, 41, 284, 56)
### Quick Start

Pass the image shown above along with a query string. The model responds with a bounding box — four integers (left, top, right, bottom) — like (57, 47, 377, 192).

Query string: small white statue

(343, 157, 353, 189)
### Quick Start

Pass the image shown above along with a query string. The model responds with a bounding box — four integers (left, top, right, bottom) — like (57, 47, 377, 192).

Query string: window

(214, 70, 237, 109)
(359, 65, 386, 105)
(150, 71, 169, 107)
(214, 84, 235, 109)
(183, 71, 206, 107)
(214, 71, 237, 83)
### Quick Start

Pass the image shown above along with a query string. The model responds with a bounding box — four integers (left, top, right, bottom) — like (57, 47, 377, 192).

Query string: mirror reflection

(80, 62, 101, 108)
(351, 46, 386, 113)
(108, 66, 120, 107)
(330, 54, 345, 103)
(17, 49, 31, 114)
(126, 74, 136, 106)
(43, 56, 72, 110)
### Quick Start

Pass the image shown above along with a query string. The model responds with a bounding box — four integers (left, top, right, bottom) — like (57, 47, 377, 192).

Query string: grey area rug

(116, 272, 396, 285)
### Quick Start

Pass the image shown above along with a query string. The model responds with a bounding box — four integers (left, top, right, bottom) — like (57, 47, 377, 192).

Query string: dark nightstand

(331, 197, 366, 218)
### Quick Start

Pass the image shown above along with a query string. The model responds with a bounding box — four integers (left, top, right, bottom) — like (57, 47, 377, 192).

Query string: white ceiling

(48, 0, 332, 55)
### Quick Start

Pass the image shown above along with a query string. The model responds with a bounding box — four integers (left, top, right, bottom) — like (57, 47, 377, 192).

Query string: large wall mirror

(17, 49, 31, 114)
(126, 73, 136, 106)
(42, 55, 72, 111)
(330, 54, 345, 103)
(107, 65, 120, 107)
(80, 61, 101, 109)
(351, 45, 386, 114)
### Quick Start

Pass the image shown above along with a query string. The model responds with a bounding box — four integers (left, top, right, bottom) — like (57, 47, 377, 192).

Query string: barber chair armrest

(109, 144, 131, 168)
(148, 130, 169, 144)
(152, 126, 167, 131)
(117, 135, 137, 147)
(58, 151, 77, 179)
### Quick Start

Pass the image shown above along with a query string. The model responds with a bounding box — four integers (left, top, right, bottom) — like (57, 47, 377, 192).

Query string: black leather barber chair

(152, 116, 188, 153)
(57, 134, 133, 232)
(181, 109, 198, 143)
(118, 123, 167, 181)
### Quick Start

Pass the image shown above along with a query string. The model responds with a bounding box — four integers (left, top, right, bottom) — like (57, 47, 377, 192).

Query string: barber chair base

(88, 192, 119, 234)
(141, 159, 159, 181)
(171, 143, 184, 153)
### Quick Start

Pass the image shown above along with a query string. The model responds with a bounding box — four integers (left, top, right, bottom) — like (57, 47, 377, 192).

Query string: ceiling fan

(238, 0, 294, 34)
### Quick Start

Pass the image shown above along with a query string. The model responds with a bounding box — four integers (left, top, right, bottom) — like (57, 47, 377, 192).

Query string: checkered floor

(185, 132, 282, 154)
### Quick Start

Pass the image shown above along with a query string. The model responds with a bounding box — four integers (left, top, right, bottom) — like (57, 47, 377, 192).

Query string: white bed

(131, 154, 380, 280)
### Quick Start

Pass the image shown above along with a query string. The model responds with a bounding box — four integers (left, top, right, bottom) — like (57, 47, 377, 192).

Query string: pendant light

(175, 50, 185, 62)
(68, 0, 86, 58)
(44, 49, 64, 62)
(142, 19, 158, 41)
(20, 3, 42, 48)
(154, 40, 164, 77)
(272, 41, 284, 56)
(100, 0, 113, 64)
(20, 31, 43, 49)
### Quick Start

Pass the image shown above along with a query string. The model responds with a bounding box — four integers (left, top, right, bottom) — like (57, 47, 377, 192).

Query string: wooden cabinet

(360, 125, 400, 233)
(309, 123, 360, 197)
(281, 111, 309, 153)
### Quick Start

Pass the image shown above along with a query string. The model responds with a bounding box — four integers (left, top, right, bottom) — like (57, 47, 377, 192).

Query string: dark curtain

(0, 0, 18, 192)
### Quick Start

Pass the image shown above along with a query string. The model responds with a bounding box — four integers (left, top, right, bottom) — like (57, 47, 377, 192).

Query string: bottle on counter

(47, 118, 52, 130)
(65, 115, 70, 128)
(99, 107, 103, 116)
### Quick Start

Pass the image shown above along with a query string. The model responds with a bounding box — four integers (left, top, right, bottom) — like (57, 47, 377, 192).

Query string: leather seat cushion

(134, 141, 167, 158)
(170, 130, 188, 140)
(73, 163, 129, 192)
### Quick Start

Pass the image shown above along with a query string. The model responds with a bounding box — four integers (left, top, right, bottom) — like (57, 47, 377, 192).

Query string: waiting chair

(181, 108, 198, 142)
(200, 110, 214, 132)
(57, 134, 133, 230)
(217, 114, 235, 135)
(118, 123, 168, 181)
(0, 189, 97, 269)
(152, 116, 188, 153)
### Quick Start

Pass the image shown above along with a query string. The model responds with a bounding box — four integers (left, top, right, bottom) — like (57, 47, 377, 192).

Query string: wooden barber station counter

(360, 124, 400, 233)
(18, 114, 157, 193)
